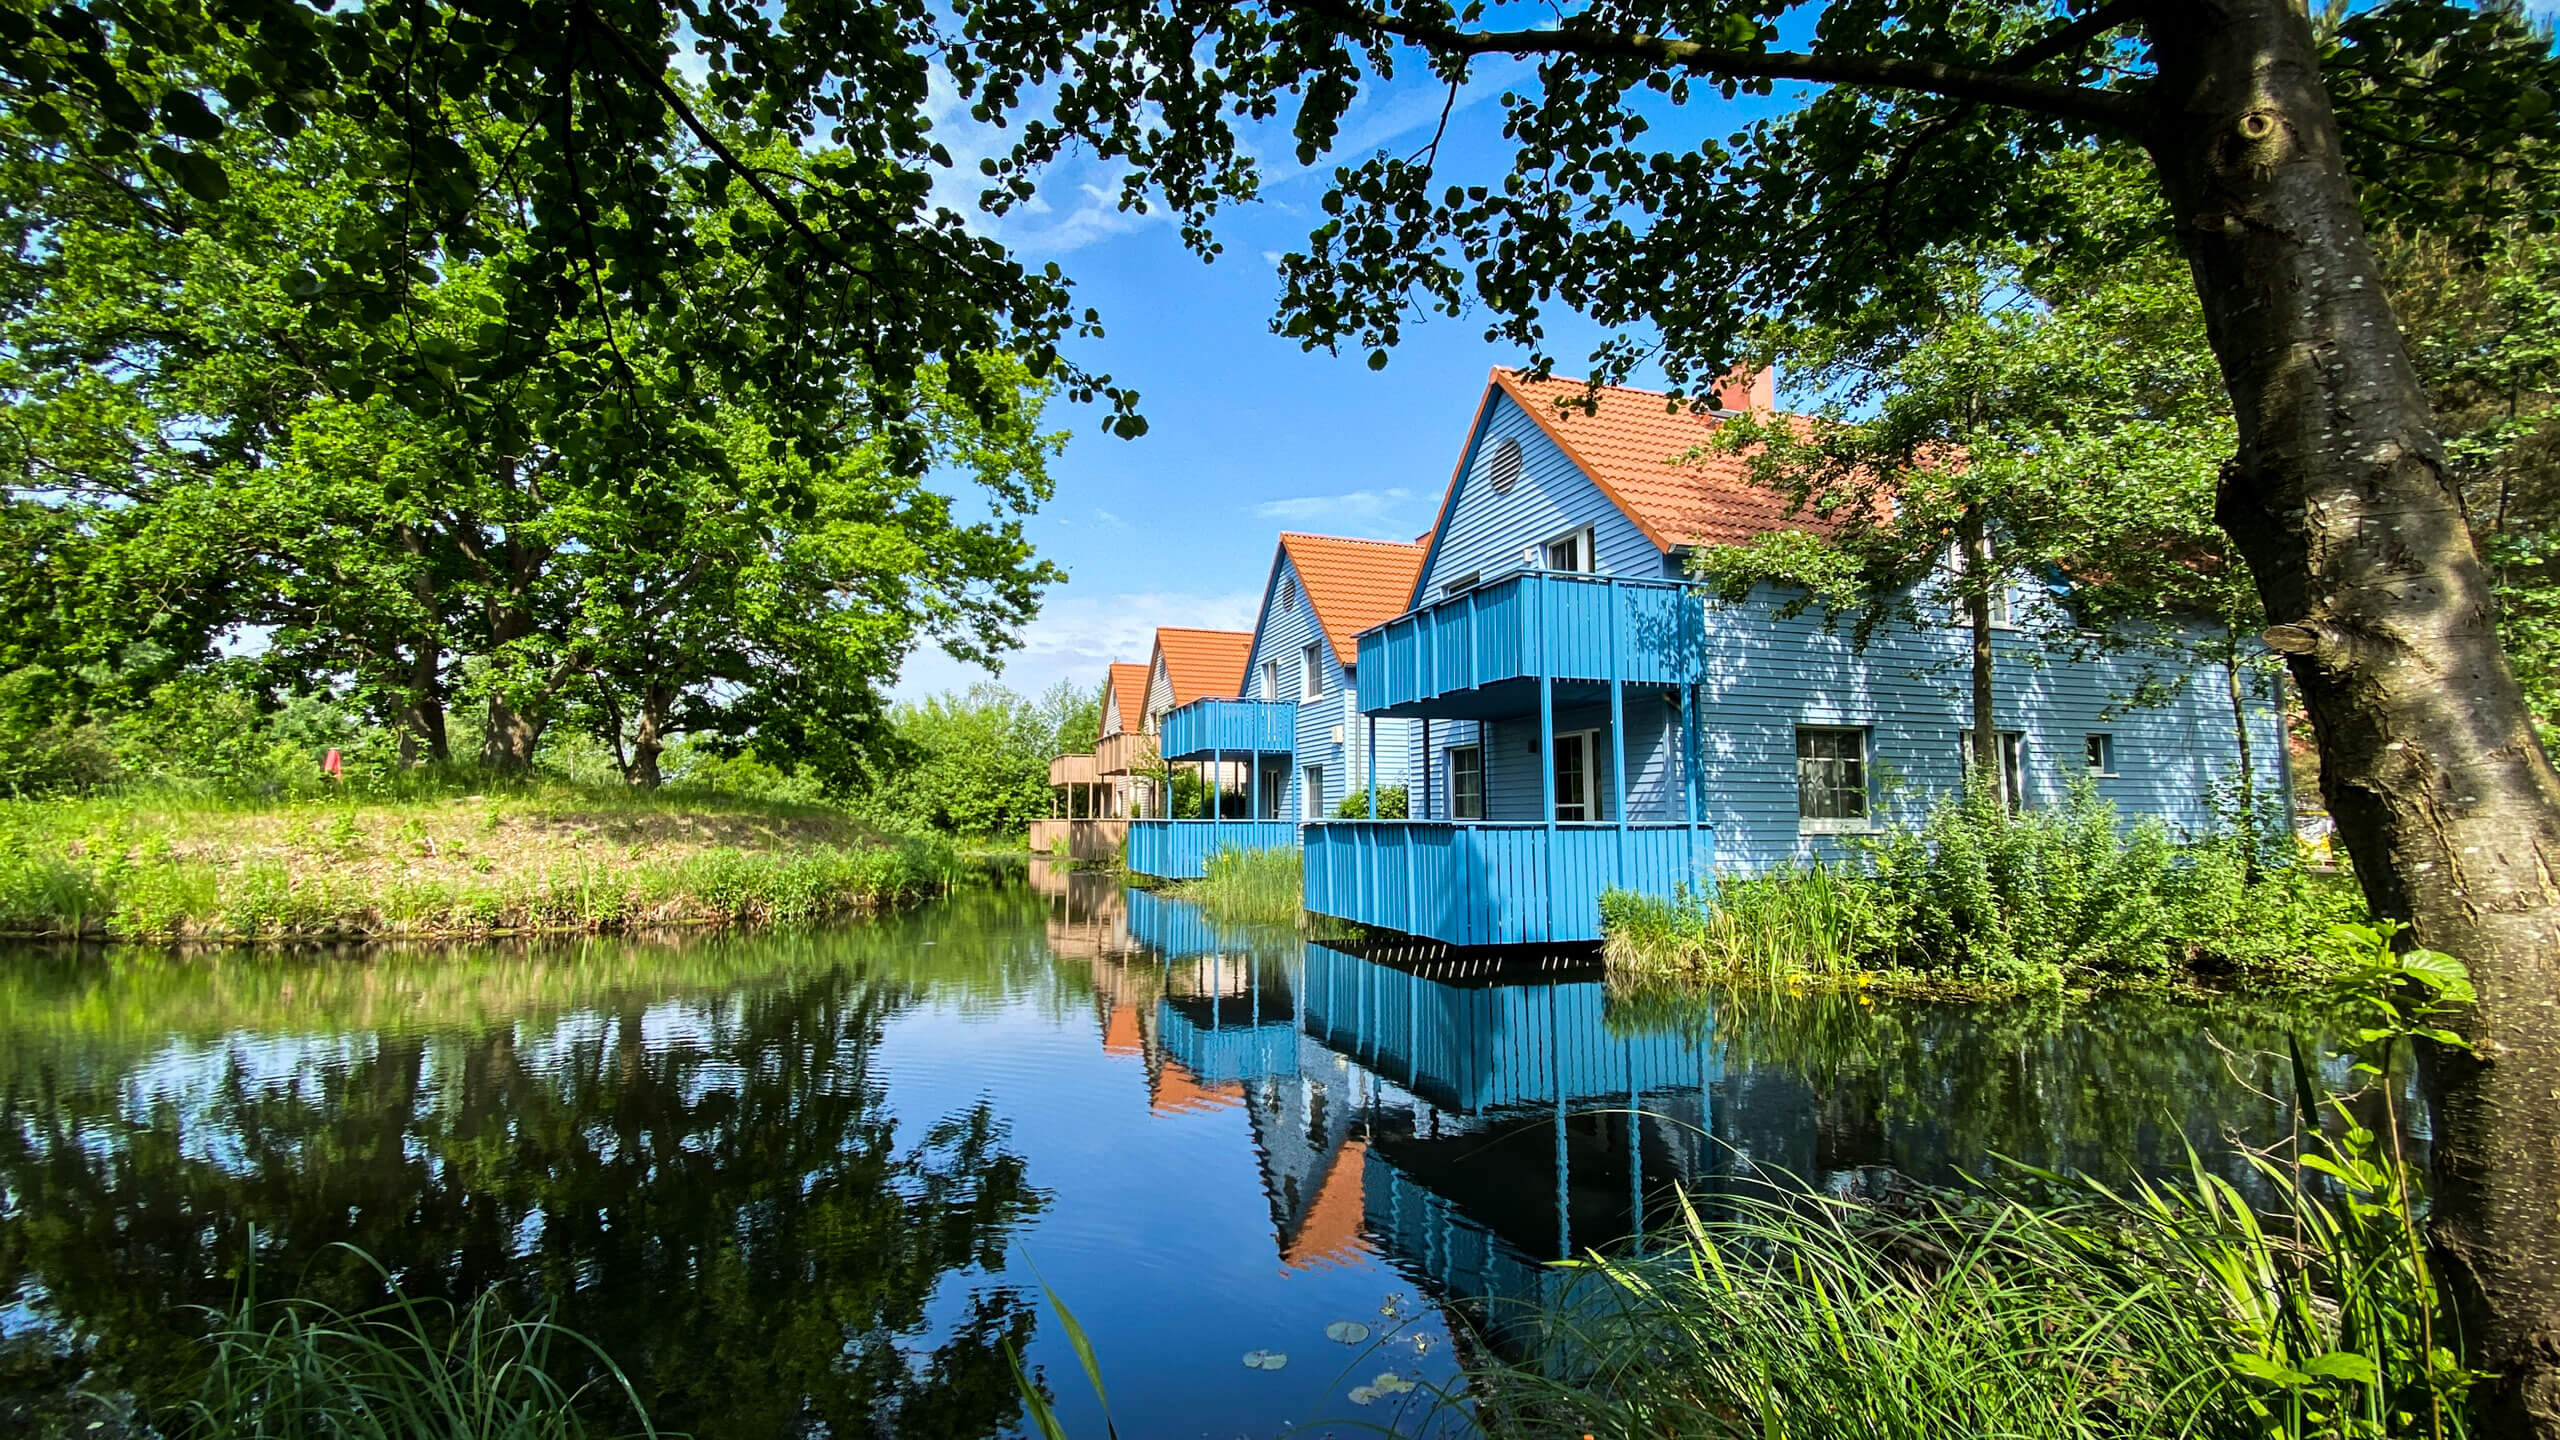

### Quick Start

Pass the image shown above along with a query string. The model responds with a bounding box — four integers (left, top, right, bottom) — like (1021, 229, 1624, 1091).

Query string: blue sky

(889, 61, 1750, 702)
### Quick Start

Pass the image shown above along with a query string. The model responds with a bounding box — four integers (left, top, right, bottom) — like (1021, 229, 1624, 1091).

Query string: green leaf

(150, 144, 232, 203)
(2398, 947, 2473, 1001)
(2300, 1351, 2380, 1384)
(160, 91, 225, 142)
(2230, 1352, 2309, 1387)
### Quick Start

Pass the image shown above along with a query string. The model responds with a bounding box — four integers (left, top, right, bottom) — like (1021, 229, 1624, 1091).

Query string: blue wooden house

(1129, 535, 1431, 879)
(1302, 367, 2289, 946)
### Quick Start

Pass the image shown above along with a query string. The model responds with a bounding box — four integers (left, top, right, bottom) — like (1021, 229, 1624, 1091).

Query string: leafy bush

(1333, 784, 1409, 819)
(1604, 779, 2361, 987)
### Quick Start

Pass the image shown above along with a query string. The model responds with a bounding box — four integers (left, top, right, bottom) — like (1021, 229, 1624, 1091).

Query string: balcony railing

(1127, 817, 1301, 881)
(1355, 570, 1703, 716)
(1301, 820, 1714, 946)
(1160, 697, 1296, 760)
(1096, 729, 1156, 777)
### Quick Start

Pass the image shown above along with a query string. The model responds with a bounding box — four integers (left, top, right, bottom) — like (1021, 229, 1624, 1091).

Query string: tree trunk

(2225, 651, 2260, 881)
(2148, 2, 2560, 1430)
(626, 686, 671, 789)
(395, 526, 449, 766)
(1960, 507, 1998, 794)
(481, 695, 544, 772)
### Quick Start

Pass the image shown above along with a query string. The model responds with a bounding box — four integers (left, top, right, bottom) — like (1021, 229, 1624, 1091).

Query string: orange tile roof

(1280, 1138, 1376, 1271)
(1149, 1056, 1245, 1114)
(1151, 628, 1254, 707)
(1279, 534, 1429, 666)
(1099, 662, 1149, 740)
(1420, 368, 1833, 568)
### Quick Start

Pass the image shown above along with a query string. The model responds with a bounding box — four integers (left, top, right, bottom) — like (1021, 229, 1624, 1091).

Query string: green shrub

(1169, 846, 1304, 927)
(1603, 780, 2362, 988)
(1332, 784, 1409, 819)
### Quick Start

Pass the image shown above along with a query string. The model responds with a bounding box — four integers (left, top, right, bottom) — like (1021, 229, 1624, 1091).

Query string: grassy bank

(0, 779, 968, 942)
(1604, 783, 2362, 994)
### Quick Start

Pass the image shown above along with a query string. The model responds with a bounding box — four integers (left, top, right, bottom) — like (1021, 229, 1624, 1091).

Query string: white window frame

(1961, 729, 2029, 812)
(1261, 659, 1281, 701)
(1543, 527, 1596, 574)
(1448, 744, 1484, 821)
(1553, 728, 1599, 822)
(1943, 542, 2017, 629)
(1442, 571, 1482, 597)
(1797, 726, 1873, 833)
(2086, 733, 2117, 777)
(1300, 764, 1325, 820)
(1300, 642, 1323, 700)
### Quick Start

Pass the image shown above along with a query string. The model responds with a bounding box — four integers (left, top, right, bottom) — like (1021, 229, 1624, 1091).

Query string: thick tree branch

(1995, 0, 2151, 76)
(1289, 0, 2143, 130)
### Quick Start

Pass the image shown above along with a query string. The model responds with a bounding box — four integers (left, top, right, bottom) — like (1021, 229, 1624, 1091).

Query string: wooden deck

(1356, 570, 1702, 718)
(1159, 696, 1296, 759)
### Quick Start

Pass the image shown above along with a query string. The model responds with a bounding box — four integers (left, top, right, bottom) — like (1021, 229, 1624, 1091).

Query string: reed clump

(1166, 845, 1303, 928)
(171, 1254, 659, 1440)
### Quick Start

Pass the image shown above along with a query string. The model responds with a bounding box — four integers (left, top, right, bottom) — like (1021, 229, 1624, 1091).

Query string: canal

(1, 863, 2363, 1438)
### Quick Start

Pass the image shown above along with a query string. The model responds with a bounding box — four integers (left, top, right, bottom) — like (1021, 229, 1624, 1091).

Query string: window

(2086, 733, 2117, 777)
(1443, 572, 1482, 597)
(1261, 659, 1281, 701)
(1449, 745, 1484, 820)
(1797, 727, 1870, 829)
(1488, 435, 1525, 495)
(1961, 730, 2028, 812)
(1300, 642, 1323, 700)
(1300, 765, 1325, 820)
(1553, 730, 1596, 821)
(1943, 543, 2016, 628)
(1543, 528, 1594, 573)
(1259, 756, 1290, 818)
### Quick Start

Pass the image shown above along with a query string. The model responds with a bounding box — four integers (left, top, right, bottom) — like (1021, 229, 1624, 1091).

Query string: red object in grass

(324, 748, 342, 778)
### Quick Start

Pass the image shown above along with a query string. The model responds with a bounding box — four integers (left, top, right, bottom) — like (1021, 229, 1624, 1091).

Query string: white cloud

(889, 586, 1262, 702)
(1251, 487, 1424, 539)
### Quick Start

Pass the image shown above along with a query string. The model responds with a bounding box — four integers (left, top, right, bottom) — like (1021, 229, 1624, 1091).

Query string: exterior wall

(1145, 656, 1175, 733)
(1410, 391, 1672, 605)
(1688, 579, 2286, 872)
(1242, 547, 1415, 819)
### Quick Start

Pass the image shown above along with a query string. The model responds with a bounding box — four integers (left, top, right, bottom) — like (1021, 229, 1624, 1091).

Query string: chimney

(1713, 366, 1775, 414)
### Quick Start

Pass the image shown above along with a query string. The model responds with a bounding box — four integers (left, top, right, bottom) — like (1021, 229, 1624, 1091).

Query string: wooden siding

(1300, 821, 1715, 945)
(1027, 818, 1128, 861)
(1689, 581, 2288, 869)
(1410, 389, 1672, 606)
(1242, 545, 1415, 817)
(1127, 818, 1301, 881)
(1160, 697, 1296, 760)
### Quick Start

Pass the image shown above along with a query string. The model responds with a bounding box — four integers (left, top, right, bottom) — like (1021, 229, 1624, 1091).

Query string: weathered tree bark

(1960, 507, 1999, 789)
(394, 526, 450, 766)
(2147, 2, 2560, 1430)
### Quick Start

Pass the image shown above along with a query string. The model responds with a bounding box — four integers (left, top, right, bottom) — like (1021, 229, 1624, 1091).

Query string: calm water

(1, 864, 2360, 1438)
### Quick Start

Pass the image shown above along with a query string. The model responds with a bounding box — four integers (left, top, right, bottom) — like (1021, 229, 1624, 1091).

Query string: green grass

(0, 776, 968, 941)
(1471, 1136, 2465, 1440)
(1164, 846, 1303, 927)
(171, 1250, 659, 1440)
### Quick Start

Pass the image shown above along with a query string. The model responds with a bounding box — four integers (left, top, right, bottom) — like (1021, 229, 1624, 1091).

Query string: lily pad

(1347, 1386, 1377, 1406)
(1325, 1320, 1372, 1345)
(1241, 1349, 1289, 1371)
(1371, 1371, 1415, 1396)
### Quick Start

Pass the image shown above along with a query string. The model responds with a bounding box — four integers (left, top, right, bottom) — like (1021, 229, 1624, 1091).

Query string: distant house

(1241, 532, 1429, 819)
(1301, 367, 2285, 944)
(1093, 660, 1155, 816)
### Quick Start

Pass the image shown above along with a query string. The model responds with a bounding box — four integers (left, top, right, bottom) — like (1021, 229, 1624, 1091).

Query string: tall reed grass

(1473, 924, 2476, 1440)
(173, 1253, 658, 1440)
(1167, 846, 1303, 927)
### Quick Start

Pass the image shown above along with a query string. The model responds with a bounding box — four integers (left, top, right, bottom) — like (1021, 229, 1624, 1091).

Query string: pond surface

(1, 863, 2367, 1438)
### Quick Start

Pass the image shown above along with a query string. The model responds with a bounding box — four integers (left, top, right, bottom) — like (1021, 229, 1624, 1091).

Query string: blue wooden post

(1607, 577, 1626, 888)
(1685, 682, 1704, 875)
(1249, 744, 1260, 821)
(1420, 718, 1431, 820)
(1367, 715, 1378, 819)
(1537, 573, 1556, 941)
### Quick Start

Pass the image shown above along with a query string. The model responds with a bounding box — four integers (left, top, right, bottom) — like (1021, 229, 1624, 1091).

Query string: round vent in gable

(1487, 436, 1524, 495)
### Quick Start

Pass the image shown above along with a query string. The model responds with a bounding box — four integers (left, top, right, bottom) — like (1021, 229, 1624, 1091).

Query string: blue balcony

(1127, 818, 1300, 881)
(1159, 697, 1296, 760)
(1356, 570, 1703, 718)
(1302, 821, 1714, 946)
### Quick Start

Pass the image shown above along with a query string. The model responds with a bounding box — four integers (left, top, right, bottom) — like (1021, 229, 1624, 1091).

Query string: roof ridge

(1280, 531, 1426, 550)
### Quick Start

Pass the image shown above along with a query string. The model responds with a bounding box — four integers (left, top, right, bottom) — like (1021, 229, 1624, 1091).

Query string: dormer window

(1487, 436, 1524, 496)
